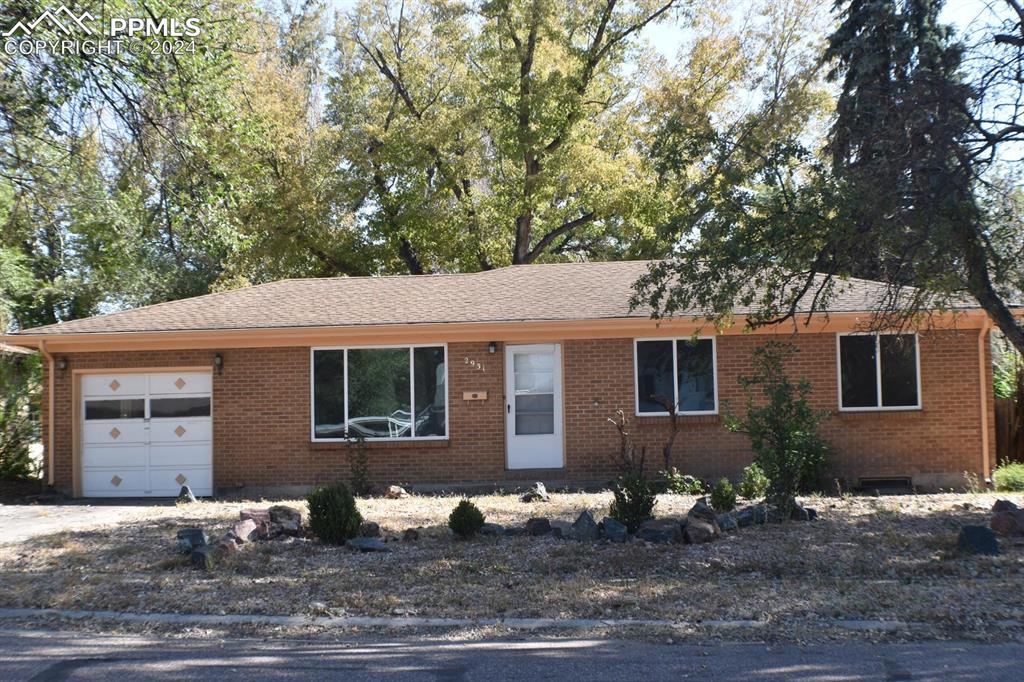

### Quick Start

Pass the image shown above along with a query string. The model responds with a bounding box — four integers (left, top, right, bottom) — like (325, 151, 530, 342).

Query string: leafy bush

(663, 467, 705, 495)
(609, 471, 657, 533)
(710, 477, 736, 511)
(306, 483, 362, 544)
(0, 355, 41, 480)
(726, 343, 831, 513)
(737, 462, 770, 500)
(993, 461, 1024, 492)
(448, 498, 485, 538)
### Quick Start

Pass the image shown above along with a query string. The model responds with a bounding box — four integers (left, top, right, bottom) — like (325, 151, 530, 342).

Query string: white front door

(81, 372, 213, 497)
(505, 344, 563, 469)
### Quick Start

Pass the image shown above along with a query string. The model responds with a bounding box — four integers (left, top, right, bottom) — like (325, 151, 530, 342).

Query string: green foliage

(725, 343, 831, 511)
(710, 477, 736, 512)
(448, 499, 485, 539)
(0, 355, 41, 479)
(993, 344, 1022, 400)
(737, 462, 770, 500)
(306, 483, 362, 544)
(993, 461, 1024, 492)
(663, 468, 705, 495)
(609, 472, 657, 533)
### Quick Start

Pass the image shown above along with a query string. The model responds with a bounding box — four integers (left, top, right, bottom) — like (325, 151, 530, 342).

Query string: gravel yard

(2, 492, 1023, 641)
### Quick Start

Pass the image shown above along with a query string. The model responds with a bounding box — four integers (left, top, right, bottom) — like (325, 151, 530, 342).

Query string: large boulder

(735, 505, 767, 527)
(600, 517, 628, 543)
(359, 521, 381, 538)
(636, 518, 683, 544)
(687, 499, 717, 524)
(521, 482, 550, 503)
(176, 528, 208, 555)
(569, 510, 600, 542)
(525, 517, 552, 536)
(958, 525, 1000, 555)
(990, 511, 1024, 537)
(230, 519, 260, 543)
(684, 517, 720, 544)
(240, 509, 271, 524)
(992, 499, 1019, 514)
(268, 505, 302, 536)
(716, 513, 738, 533)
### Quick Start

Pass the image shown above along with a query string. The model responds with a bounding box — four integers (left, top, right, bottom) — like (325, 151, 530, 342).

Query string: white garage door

(81, 372, 212, 497)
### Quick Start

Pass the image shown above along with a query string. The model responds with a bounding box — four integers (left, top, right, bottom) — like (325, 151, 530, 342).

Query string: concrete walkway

(0, 627, 1019, 681)
(0, 503, 168, 544)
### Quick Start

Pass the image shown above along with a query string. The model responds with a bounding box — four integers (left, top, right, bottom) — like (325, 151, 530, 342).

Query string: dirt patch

(1, 492, 1022, 641)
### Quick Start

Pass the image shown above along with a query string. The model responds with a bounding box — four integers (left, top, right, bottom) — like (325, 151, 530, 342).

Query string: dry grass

(2, 492, 1023, 641)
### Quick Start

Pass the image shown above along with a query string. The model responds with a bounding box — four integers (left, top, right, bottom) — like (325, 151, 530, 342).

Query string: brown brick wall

(42, 330, 993, 494)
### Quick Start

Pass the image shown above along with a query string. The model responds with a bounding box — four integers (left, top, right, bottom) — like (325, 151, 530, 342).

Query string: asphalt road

(0, 628, 1020, 681)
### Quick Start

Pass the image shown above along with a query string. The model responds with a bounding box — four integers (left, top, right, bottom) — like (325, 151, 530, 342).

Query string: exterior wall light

(56, 358, 68, 370)
(488, 342, 497, 354)
(213, 353, 223, 374)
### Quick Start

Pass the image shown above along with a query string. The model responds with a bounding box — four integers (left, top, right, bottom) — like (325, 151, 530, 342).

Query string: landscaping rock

(569, 510, 600, 541)
(716, 513, 738, 532)
(637, 518, 683, 544)
(255, 521, 284, 540)
(190, 544, 220, 570)
(176, 528, 208, 554)
(479, 522, 505, 536)
(503, 526, 525, 537)
(992, 499, 1019, 514)
(684, 517, 720, 544)
(216, 537, 240, 554)
(268, 505, 302, 535)
(386, 485, 410, 499)
(521, 482, 550, 503)
(958, 525, 1000, 555)
(736, 505, 768, 527)
(990, 511, 1024, 537)
(687, 499, 717, 524)
(791, 502, 814, 522)
(600, 517, 628, 543)
(550, 520, 572, 538)
(231, 519, 260, 543)
(359, 521, 381, 538)
(402, 528, 421, 542)
(347, 537, 391, 552)
(240, 509, 271, 525)
(525, 517, 552, 536)
(176, 485, 196, 504)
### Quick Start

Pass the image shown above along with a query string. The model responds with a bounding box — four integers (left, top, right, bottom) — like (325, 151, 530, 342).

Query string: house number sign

(464, 356, 485, 372)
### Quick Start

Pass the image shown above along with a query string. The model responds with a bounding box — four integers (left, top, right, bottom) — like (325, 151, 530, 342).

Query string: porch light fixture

(488, 342, 497, 354)
(56, 358, 68, 371)
(213, 353, 223, 374)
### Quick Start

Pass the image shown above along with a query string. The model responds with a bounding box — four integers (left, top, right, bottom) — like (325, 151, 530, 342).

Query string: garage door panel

(149, 467, 212, 496)
(82, 374, 147, 397)
(82, 445, 147, 469)
(81, 468, 149, 497)
(149, 419, 211, 443)
(149, 444, 212, 467)
(83, 421, 148, 445)
(148, 372, 212, 396)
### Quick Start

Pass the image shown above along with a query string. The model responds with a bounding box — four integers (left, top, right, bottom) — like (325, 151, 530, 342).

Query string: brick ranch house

(0, 261, 998, 498)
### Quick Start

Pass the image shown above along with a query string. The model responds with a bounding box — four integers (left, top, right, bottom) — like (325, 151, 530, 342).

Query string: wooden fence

(995, 397, 1024, 464)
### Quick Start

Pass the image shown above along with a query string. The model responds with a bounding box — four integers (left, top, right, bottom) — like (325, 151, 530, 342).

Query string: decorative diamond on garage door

(174, 425, 186, 437)
(175, 473, 187, 485)
(109, 427, 121, 439)
(174, 377, 186, 390)
(109, 379, 121, 392)
(110, 475, 122, 487)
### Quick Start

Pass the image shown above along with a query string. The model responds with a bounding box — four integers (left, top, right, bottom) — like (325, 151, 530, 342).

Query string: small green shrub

(663, 467, 705, 495)
(710, 477, 737, 511)
(448, 498, 485, 538)
(306, 483, 362, 545)
(609, 471, 657, 533)
(993, 461, 1024, 492)
(737, 462, 770, 500)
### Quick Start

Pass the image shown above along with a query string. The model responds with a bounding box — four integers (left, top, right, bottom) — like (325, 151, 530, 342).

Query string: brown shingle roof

(11, 261, 978, 336)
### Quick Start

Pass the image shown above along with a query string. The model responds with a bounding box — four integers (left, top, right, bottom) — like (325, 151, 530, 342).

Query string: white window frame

(836, 332, 922, 412)
(310, 343, 450, 442)
(633, 337, 719, 417)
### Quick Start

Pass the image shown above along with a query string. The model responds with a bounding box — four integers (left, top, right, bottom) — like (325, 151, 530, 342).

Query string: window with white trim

(634, 338, 717, 415)
(311, 346, 447, 440)
(838, 333, 920, 410)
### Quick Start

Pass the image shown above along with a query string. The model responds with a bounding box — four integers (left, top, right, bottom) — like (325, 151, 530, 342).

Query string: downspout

(978, 318, 993, 484)
(38, 340, 55, 487)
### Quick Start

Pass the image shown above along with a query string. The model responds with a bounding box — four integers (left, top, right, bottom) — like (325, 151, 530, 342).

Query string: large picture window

(838, 333, 920, 410)
(311, 345, 447, 440)
(634, 338, 717, 415)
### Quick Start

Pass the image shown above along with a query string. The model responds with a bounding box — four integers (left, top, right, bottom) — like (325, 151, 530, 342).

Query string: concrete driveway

(0, 502, 171, 544)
